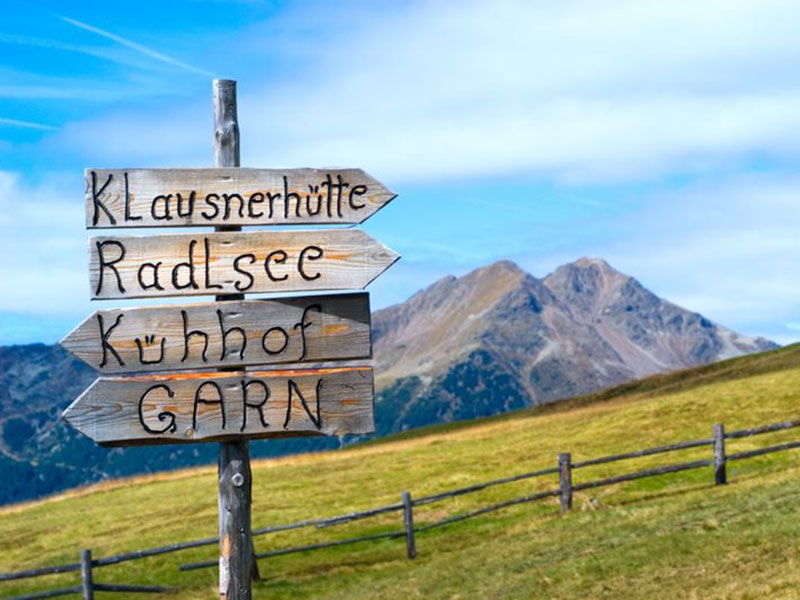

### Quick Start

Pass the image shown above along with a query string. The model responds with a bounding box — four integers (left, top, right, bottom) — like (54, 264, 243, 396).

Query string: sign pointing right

(89, 228, 399, 300)
(86, 168, 396, 229)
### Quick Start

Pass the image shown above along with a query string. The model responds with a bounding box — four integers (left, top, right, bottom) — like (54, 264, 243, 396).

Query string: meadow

(2, 344, 800, 599)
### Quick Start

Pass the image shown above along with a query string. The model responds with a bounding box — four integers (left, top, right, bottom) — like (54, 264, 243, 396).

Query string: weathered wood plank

(401, 491, 416, 559)
(62, 366, 374, 446)
(713, 423, 727, 485)
(80, 550, 93, 600)
(212, 78, 256, 600)
(61, 292, 371, 374)
(88, 229, 399, 299)
(558, 452, 572, 513)
(85, 168, 395, 228)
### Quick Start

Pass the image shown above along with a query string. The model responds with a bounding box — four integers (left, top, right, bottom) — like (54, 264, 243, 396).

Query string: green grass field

(3, 344, 800, 599)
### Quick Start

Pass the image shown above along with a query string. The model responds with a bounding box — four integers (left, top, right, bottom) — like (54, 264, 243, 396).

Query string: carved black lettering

(294, 303, 321, 361)
(283, 176, 301, 218)
(137, 262, 164, 290)
(223, 193, 244, 220)
(266, 192, 280, 219)
(233, 254, 256, 291)
(298, 245, 323, 281)
(333, 174, 348, 218)
(123, 172, 141, 222)
(321, 173, 333, 218)
(139, 384, 177, 434)
(172, 239, 199, 290)
(97, 313, 125, 368)
(349, 184, 367, 209)
(265, 250, 289, 281)
(95, 240, 126, 295)
(241, 379, 269, 431)
(134, 334, 165, 365)
(217, 309, 246, 361)
(176, 191, 195, 218)
(247, 192, 265, 219)
(284, 379, 322, 430)
(192, 381, 226, 430)
(306, 185, 322, 216)
(90, 171, 116, 226)
(181, 310, 208, 363)
(201, 193, 220, 219)
(151, 194, 173, 221)
(261, 327, 289, 355)
(203, 237, 222, 290)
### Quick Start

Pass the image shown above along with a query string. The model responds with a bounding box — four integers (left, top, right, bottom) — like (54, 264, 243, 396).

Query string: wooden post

(713, 423, 727, 485)
(558, 453, 572, 513)
(80, 549, 93, 600)
(214, 78, 257, 600)
(402, 491, 416, 559)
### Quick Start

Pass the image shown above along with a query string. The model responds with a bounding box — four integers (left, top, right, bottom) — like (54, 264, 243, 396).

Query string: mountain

(372, 258, 776, 432)
(0, 258, 776, 504)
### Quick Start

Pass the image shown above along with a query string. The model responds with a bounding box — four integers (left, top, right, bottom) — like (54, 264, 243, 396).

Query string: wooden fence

(3, 417, 800, 598)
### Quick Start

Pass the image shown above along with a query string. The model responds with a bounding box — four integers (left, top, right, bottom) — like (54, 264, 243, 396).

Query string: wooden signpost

(60, 78, 398, 600)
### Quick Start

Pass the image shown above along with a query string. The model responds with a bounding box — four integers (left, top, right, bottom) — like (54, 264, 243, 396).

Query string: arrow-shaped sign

(85, 168, 396, 229)
(89, 229, 399, 300)
(60, 292, 372, 374)
(63, 366, 374, 446)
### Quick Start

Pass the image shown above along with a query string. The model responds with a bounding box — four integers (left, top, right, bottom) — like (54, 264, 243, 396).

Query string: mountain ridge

(0, 257, 777, 504)
(372, 257, 775, 432)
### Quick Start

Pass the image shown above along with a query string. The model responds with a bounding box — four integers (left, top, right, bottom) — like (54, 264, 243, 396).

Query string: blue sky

(1, 0, 799, 345)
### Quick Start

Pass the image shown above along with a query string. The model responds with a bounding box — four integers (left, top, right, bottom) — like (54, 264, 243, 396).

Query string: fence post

(401, 491, 416, 559)
(80, 549, 94, 600)
(558, 453, 573, 513)
(713, 423, 727, 485)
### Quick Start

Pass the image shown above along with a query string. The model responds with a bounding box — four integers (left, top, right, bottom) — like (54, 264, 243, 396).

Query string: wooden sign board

(89, 229, 399, 300)
(62, 366, 374, 446)
(86, 168, 396, 228)
(61, 292, 371, 374)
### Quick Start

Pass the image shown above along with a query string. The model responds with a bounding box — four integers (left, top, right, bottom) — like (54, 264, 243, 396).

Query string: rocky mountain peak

(544, 257, 631, 322)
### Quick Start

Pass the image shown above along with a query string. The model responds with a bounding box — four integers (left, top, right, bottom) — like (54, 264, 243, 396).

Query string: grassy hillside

(2, 344, 800, 599)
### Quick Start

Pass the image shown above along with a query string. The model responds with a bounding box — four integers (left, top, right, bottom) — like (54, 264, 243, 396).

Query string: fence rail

(4, 416, 800, 599)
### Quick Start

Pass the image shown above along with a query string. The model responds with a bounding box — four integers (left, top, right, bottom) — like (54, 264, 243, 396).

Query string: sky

(1, 0, 799, 345)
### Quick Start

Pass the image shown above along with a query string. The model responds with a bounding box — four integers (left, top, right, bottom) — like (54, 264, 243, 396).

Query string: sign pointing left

(62, 366, 374, 446)
(61, 293, 372, 374)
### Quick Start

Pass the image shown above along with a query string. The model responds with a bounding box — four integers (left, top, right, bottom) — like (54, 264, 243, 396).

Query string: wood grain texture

(80, 550, 93, 600)
(211, 78, 259, 597)
(85, 168, 396, 228)
(61, 292, 371, 374)
(89, 229, 399, 300)
(62, 366, 374, 446)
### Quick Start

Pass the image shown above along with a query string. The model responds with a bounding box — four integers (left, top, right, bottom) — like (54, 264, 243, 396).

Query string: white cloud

(0, 171, 87, 316)
(59, 16, 214, 78)
(4, 0, 800, 346)
(0, 117, 55, 131)
(518, 173, 800, 343)
(46, 0, 800, 183)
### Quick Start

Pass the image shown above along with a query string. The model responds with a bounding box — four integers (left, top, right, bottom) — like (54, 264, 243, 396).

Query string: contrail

(59, 15, 214, 78)
(0, 117, 56, 130)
